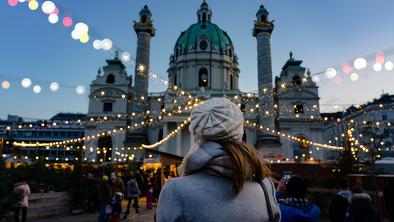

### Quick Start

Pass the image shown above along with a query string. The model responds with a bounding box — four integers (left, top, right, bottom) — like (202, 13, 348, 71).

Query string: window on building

(294, 104, 304, 114)
(202, 13, 207, 23)
(106, 74, 115, 84)
(141, 15, 147, 23)
(199, 68, 208, 87)
(97, 135, 112, 162)
(174, 74, 177, 86)
(103, 102, 113, 113)
(228, 49, 233, 58)
(383, 114, 388, 121)
(199, 40, 208, 51)
(158, 129, 163, 141)
(261, 15, 267, 22)
(292, 75, 302, 85)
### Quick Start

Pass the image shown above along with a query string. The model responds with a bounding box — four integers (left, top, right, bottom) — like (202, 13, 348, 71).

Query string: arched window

(230, 74, 234, 90)
(228, 49, 233, 58)
(261, 15, 267, 22)
(97, 135, 112, 162)
(294, 104, 304, 114)
(292, 75, 302, 85)
(106, 74, 115, 84)
(202, 13, 207, 23)
(141, 15, 147, 23)
(199, 68, 208, 87)
(293, 135, 310, 161)
(174, 74, 177, 86)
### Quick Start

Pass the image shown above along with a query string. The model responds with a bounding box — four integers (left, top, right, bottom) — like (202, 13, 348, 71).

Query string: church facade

(84, 2, 325, 162)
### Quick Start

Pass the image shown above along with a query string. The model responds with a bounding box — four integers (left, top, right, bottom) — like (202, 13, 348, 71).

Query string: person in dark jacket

(97, 175, 112, 222)
(277, 176, 320, 222)
(329, 177, 352, 222)
(345, 187, 380, 222)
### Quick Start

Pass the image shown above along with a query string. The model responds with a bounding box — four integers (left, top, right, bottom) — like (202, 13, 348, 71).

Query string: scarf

(179, 141, 234, 178)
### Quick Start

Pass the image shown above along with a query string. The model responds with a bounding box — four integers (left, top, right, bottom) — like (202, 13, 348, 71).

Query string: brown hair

(218, 140, 271, 195)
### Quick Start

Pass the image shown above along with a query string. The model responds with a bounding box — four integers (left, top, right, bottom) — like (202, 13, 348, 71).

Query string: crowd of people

(96, 169, 166, 222)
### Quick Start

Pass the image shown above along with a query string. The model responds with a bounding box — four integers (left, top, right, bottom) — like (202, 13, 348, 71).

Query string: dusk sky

(1, 0, 394, 119)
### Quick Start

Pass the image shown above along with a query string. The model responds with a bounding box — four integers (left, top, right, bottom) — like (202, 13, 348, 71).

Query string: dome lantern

(197, 0, 212, 23)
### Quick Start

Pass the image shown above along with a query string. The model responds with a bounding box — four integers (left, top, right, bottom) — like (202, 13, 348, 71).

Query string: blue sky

(1, 0, 394, 119)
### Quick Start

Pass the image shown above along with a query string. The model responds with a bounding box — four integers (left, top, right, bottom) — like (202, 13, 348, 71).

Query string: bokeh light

(102, 39, 113, 51)
(76, 85, 85, 95)
(354, 57, 367, 70)
(50, 82, 59, 91)
(18, 0, 26, 2)
(53, 7, 59, 15)
(121, 52, 131, 63)
(1, 81, 10, 89)
(350, 73, 359, 81)
(33, 85, 41, 94)
(28, 0, 39, 10)
(41, 1, 55, 14)
(48, 13, 59, 24)
(335, 76, 343, 85)
(8, 0, 18, 7)
(376, 51, 385, 64)
(325, 67, 337, 79)
(342, 63, 352, 74)
(75, 23, 89, 34)
(71, 30, 80, 40)
(93, 40, 102, 50)
(21, 78, 32, 88)
(373, 63, 382, 72)
(384, 61, 394, 71)
(63, 17, 73, 27)
(80, 34, 89, 44)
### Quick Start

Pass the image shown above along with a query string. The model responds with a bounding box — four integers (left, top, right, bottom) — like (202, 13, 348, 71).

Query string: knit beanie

(189, 97, 244, 141)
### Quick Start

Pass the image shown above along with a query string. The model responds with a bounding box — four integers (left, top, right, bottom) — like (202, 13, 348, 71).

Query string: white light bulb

(71, 30, 81, 40)
(50, 82, 59, 91)
(102, 39, 113, 51)
(121, 52, 131, 63)
(75, 22, 89, 34)
(373, 63, 382, 72)
(93, 40, 102, 50)
(325, 67, 337, 79)
(48, 13, 58, 24)
(21, 78, 32, 88)
(76, 85, 85, 95)
(350, 73, 359, 81)
(354, 57, 367, 70)
(384, 61, 393, 71)
(41, 1, 55, 14)
(33, 85, 41, 94)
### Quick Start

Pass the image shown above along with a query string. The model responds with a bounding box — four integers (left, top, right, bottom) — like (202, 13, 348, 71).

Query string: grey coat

(156, 141, 280, 222)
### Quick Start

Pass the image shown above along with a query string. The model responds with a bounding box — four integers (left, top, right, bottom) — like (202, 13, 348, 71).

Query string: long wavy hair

(216, 140, 271, 195)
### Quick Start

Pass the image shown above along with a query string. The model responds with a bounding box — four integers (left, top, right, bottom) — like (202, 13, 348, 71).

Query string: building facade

(323, 94, 394, 161)
(85, 2, 324, 162)
(1, 113, 85, 164)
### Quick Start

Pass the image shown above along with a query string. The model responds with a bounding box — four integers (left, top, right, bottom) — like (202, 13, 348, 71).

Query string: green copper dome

(174, 22, 233, 52)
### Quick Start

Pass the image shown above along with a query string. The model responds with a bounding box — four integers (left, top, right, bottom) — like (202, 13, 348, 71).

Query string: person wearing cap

(97, 175, 112, 222)
(157, 97, 280, 222)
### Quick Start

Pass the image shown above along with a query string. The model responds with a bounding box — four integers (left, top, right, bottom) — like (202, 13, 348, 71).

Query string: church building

(84, 2, 325, 162)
